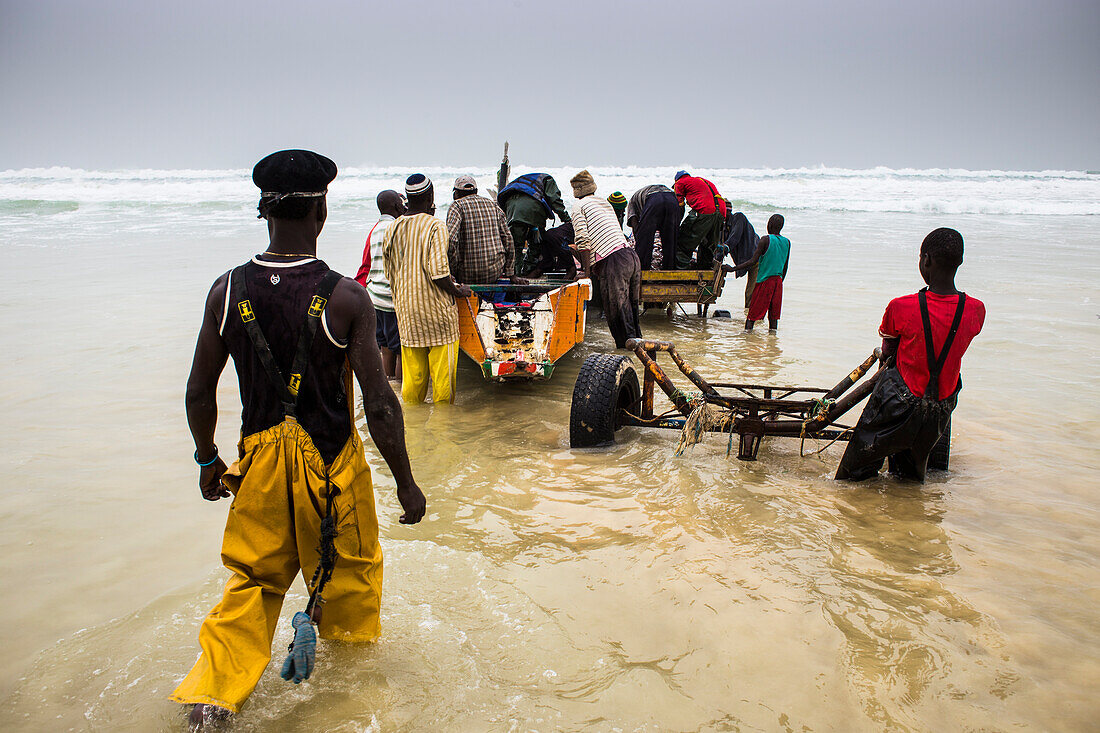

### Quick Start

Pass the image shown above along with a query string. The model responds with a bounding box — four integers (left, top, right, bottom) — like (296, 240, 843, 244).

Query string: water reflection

(821, 483, 1020, 729)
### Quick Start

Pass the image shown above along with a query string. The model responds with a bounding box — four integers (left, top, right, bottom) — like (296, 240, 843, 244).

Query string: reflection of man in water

(837, 227, 985, 482)
(172, 150, 426, 728)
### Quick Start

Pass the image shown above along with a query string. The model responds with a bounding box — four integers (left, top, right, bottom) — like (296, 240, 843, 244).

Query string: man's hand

(397, 482, 426, 524)
(508, 276, 529, 285)
(199, 457, 230, 501)
(456, 283, 473, 298)
(722, 264, 737, 274)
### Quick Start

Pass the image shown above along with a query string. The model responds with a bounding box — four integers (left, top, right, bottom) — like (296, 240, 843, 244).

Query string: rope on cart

(799, 428, 853, 457)
(674, 401, 735, 457)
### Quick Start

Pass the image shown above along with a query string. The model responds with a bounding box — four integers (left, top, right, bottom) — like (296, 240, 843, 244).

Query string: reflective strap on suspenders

(702, 179, 723, 216)
(918, 288, 967, 401)
(230, 265, 344, 418)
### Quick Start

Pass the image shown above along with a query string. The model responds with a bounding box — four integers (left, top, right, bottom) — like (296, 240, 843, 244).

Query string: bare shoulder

(331, 276, 370, 313)
(323, 276, 370, 342)
(206, 270, 231, 310)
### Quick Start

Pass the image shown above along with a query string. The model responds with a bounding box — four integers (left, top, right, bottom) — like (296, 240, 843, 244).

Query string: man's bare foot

(189, 703, 232, 732)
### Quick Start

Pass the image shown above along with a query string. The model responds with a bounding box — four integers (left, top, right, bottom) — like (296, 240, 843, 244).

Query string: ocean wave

(0, 165, 1097, 217)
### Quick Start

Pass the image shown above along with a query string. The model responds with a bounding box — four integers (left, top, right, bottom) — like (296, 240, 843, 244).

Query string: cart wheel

(929, 417, 951, 471)
(569, 354, 640, 448)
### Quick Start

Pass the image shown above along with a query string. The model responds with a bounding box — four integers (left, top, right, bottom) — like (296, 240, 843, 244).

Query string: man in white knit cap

(570, 169, 642, 349)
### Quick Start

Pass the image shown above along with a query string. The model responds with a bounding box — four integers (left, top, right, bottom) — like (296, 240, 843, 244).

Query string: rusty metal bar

(707, 382, 830, 393)
(803, 366, 883, 432)
(627, 338, 720, 400)
(822, 349, 881, 401)
(641, 347, 655, 419)
(706, 396, 814, 413)
(819, 368, 882, 422)
(618, 412, 855, 441)
(629, 341, 692, 415)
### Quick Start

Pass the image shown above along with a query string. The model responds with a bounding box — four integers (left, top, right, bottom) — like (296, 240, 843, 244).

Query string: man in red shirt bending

(673, 170, 727, 270)
(836, 227, 985, 482)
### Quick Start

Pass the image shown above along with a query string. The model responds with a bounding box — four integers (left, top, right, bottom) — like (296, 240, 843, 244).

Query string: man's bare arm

(186, 275, 231, 500)
(342, 282, 426, 524)
(880, 337, 899, 365)
(733, 236, 769, 274)
(432, 276, 472, 299)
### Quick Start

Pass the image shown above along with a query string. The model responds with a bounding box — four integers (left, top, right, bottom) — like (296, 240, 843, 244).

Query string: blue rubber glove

(280, 611, 317, 684)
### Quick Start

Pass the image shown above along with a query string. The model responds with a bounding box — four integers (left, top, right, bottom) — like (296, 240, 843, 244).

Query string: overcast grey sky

(1, 0, 1097, 171)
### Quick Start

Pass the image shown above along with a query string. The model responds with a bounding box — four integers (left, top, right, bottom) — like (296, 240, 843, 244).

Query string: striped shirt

(572, 196, 628, 265)
(382, 213, 460, 348)
(446, 194, 514, 283)
(354, 214, 395, 311)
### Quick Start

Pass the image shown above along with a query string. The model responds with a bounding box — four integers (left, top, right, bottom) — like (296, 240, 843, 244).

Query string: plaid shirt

(446, 194, 514, 283)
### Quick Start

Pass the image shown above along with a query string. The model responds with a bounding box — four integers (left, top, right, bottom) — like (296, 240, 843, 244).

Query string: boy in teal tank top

(733, 214, 791, 331)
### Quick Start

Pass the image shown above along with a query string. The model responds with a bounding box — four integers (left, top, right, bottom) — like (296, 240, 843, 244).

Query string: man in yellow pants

(383, 174, 472, 404)
(172, 150, 426, 729)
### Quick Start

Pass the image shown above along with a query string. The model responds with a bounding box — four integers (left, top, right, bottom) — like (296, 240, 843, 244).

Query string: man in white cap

(570, 169, 642, 349)
(383, 174, 472, 404)
(446, 175, 519, 284)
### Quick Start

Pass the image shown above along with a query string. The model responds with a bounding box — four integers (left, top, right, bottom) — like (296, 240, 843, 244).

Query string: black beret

(252, 149, 337, 194)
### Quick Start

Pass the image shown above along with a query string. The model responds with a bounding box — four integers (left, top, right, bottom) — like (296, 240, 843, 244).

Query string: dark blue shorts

(375, 309, 400, 350)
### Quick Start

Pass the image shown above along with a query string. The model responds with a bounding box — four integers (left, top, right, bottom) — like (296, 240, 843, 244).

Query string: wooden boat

(457, 279, 591, 381)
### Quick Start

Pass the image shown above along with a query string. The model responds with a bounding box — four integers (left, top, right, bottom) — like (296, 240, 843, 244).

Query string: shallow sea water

(0, 167, 1097, 731)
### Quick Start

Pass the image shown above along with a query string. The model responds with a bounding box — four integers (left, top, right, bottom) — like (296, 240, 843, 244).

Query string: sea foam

(0, 165, 1097, 220)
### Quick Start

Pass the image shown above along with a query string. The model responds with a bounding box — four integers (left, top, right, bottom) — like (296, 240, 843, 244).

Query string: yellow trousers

(400, 339, 458, 404)
(170, 419, 382, 713)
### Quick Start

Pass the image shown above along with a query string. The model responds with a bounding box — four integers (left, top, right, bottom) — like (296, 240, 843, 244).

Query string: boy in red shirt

(836, 228, 985, 482)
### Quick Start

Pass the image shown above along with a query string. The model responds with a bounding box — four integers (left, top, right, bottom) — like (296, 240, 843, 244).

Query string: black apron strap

(231, 264, 343, 419)
(231, 265, 298, 416)
(287, 269, 343, 400)
(918, 288, 967, 401)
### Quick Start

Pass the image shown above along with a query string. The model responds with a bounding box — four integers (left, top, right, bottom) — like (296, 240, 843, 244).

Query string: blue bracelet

(195, 446, 219, 467)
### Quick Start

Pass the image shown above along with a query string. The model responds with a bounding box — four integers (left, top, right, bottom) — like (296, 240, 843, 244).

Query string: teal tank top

(756, 235, 790, 281)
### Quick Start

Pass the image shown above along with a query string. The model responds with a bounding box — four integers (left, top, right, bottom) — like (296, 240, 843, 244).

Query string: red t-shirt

(879, 291, 985, 398)
(673, 176, 727, 216)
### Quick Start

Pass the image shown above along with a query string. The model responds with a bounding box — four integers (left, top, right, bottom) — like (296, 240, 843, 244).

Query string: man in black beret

(171, 150, 427, 727)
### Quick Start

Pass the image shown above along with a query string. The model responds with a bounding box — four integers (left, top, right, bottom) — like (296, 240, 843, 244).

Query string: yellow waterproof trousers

(170, 419, 381, 713)
(400, 339, 458, 404)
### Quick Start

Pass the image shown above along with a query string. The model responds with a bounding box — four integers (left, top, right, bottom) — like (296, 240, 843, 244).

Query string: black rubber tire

(929, 417, 951, 471)
(569, 354, 640, 448)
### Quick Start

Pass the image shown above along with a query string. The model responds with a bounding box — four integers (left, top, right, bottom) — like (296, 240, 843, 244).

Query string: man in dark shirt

(497, 172, 571, 275)
(626, 183, 682, 270)
(171, 150, 426, 728)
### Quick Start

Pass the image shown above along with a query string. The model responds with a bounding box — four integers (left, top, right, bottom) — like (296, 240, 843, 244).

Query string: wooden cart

(639, 263, 726, 307)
